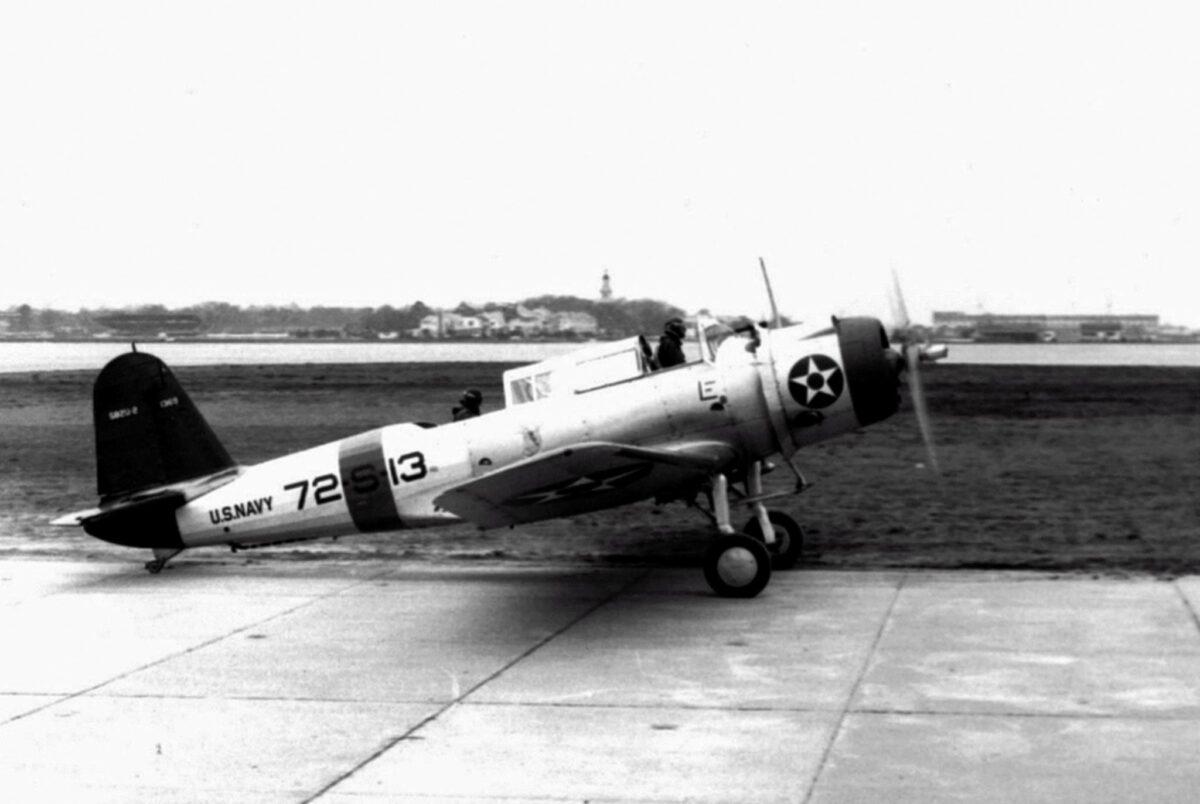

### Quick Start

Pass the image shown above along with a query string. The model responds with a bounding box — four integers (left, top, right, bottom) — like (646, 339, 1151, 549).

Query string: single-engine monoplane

(54, 271, 943, 597)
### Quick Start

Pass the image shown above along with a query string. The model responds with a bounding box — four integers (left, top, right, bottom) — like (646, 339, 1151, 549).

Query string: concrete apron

(1, 559, 1199, 803)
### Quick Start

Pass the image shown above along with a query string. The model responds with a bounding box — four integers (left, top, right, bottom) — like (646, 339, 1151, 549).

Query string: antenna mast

(758, 257, 782, 327)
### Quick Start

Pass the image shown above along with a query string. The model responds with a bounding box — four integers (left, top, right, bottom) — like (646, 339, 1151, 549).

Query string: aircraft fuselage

(177, 351, 782, 549)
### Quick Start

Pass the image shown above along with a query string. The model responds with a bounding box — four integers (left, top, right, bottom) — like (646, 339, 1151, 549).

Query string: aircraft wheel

(743, 510, 804, 570)
(704, 534, 772, 598)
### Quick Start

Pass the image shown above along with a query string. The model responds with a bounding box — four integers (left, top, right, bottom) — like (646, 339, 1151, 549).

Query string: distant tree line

(3, 296, 691, 339)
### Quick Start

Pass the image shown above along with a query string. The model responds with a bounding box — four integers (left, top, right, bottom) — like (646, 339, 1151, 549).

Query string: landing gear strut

(144, 548, 182, 574)
(743, 510, 804, 570)
(693, 460, 807, 597)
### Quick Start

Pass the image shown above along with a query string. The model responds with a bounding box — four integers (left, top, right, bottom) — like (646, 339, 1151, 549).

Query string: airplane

(53, 277, 943, 598)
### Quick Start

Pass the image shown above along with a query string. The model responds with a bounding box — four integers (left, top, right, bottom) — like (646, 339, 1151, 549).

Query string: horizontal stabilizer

(51, 489, 183, 528)
(51, 468, 241, 549)
(50, 508, 106, 527)
(60, 490, 188, 549)
(434, 440, 735, 528)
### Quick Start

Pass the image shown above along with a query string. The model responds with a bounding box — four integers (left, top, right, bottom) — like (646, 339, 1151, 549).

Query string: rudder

(93, 352, 235, 502)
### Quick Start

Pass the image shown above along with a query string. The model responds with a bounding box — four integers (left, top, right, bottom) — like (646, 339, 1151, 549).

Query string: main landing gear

(704, 534, 772, 598)
(691, 461, 807, 598)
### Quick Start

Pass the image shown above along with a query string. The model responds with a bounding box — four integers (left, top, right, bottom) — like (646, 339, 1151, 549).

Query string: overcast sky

(3, 2, 1198, 326)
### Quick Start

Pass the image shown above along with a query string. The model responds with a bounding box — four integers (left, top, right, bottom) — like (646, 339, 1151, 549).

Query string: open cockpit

(501, 316, 760, 408)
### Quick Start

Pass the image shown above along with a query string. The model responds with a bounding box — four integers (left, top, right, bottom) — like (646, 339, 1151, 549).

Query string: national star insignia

(507, 463, 653, 506)
(786, 354, 845, 409)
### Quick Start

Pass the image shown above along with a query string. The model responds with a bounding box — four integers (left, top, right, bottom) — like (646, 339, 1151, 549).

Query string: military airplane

(54, 279, 943, 597)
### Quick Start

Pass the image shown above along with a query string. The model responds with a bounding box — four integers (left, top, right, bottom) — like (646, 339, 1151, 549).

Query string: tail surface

(94, 352, 235, 502)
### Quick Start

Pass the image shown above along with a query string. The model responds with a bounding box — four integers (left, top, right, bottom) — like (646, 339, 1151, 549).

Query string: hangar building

(932, 312, 1160, 343)
(94, 312, 205, 338)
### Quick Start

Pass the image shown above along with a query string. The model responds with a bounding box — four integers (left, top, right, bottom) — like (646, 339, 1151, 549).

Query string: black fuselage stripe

(337, 429, 405, 532)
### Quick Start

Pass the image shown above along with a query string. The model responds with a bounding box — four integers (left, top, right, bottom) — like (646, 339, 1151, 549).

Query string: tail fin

(94, 352, 235, 502)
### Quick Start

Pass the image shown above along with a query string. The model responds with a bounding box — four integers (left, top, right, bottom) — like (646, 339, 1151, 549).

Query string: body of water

(0, 340, 585, 373)
(3, 339, 1200, 373)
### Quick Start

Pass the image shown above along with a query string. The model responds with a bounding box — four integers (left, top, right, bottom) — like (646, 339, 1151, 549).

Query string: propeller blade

(889, 269, 944, 475)
(905, 343, 941, 475)
(888, 267, 912, 335)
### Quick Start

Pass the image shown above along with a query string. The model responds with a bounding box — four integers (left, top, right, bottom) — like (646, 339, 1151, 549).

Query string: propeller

(887, 269, 943, 475)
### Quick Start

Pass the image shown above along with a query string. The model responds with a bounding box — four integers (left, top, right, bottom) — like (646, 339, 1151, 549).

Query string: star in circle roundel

(787, 354, 845, 409)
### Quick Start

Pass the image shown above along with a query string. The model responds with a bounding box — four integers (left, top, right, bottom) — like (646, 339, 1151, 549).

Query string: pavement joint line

(316, 795, 606, 803)
(863, 645, 1200, 659)
(849, 707, 1200, 721)
(1173, 579, 1200, 637)
(58, 692, 846, 713)
(0, 569, 391, 729)
(300, 567, 654, 804)
(459, 699, 846, 713)
(802, 571, 906, 804)
(455, 700, 1200, 721)
(63, 691, 453, 705)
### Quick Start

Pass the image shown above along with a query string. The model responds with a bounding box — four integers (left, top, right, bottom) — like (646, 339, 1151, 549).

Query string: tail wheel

(743, 510, 804, 570)
(703, 534, 772, 598)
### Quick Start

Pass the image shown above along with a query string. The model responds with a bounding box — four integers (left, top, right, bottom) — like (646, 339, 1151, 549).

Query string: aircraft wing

(433, 440, 736, 528)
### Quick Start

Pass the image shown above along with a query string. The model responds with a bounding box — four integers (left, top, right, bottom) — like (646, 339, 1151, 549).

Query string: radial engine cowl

(834, 317, 902, 427)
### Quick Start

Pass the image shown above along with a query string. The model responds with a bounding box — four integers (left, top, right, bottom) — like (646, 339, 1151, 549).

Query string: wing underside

(433, 440, 736, 528)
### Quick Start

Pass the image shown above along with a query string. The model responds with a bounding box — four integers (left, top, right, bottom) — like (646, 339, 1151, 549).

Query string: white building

(507, 305, 553, 336)
(548, 311, 599, 335)
(478, 310, 507, 333)
(451, 315, 483, 336)
(413, 314, 442, 337)
(413, 311, 485, 338)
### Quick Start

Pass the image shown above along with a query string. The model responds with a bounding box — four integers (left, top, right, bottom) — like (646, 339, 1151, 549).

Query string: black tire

(703, 533, 772, 598)
(743, 510, 804, 570)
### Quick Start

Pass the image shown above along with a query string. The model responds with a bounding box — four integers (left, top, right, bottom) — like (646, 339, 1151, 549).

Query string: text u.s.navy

(208, 496, 274, 525)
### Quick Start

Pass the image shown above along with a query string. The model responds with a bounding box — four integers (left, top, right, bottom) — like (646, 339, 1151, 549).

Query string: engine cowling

(834, 316, 902, 427)
(758, 317, 902, 457)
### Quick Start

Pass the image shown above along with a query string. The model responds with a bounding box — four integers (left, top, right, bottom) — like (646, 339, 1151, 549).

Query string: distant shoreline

(4, 339, 1200, 374)
(2, 333, 1197, 346)
(0, 335, 598, 345)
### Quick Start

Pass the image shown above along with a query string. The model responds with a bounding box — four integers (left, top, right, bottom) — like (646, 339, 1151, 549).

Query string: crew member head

(460, 389, 482, 410)
(452, 388, 484, 421)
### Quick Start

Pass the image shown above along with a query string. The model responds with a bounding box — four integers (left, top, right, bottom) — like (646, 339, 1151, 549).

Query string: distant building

(413, 305, 597, 338)
(94, 312, 205, 338)
(478, 310, 506, 333)
(413, 314, 442, 337)
(932, 311, 1161, 343)
(507, 305, 553, 336)
(548, 311, 599, 335)
(599, 271, 614, 302)
(507, 315, 544, 336)
(412, 311, 484, 338)
(449, 315, 483, 337)
(514, 304, 552, 321)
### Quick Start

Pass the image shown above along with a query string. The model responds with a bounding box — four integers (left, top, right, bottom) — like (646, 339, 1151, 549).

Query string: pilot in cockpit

(452, 389, 483, 421)
(655, 317, 688, 369)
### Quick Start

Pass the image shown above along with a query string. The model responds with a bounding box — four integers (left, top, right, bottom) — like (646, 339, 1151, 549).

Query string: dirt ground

(2, 361, 1199, 574)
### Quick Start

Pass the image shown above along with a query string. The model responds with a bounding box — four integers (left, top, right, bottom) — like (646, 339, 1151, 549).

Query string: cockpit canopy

(503, 335, 656, 407)
(501, 316, 760, 408)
